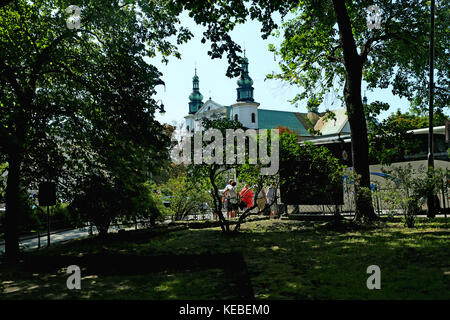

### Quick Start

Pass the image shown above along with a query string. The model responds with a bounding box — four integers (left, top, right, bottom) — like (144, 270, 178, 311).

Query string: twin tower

(188, 57, 255, 115)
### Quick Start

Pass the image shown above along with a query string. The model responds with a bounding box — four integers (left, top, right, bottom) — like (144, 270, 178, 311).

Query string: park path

(0, 227, 97, 254)
(0, 224, 147, 254)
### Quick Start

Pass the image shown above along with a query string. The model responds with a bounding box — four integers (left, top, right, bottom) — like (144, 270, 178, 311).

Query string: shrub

(382, 165, 449, 228)
(159, 175, 212, 221)
(68, 175, 168, 236)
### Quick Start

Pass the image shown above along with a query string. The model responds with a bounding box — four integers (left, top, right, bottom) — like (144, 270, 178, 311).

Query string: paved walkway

(0, 227, 98, 254)
(0, 224, 151, 253)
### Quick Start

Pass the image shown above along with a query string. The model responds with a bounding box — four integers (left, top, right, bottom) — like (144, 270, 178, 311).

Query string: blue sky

(148, 11, 411, 127)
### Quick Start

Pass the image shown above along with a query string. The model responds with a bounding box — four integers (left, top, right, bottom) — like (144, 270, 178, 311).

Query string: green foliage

(364, 101, 391, 122)
(368, 109, 449, 165)
(185, 117, 282, 232)
(281, 133, 344, 185)
(382, 164, 450, 227)
(280, 132, 344, 206)
(68, 175, 167, 236)
(306, 95, 321, 113)
(385, 109, 449, 130)
(159, 172, 212, 221)
(368, 116, 420, 166)
(0, 162, 7, 203)
(0, 1, 191, 252)
(179, 0, 449, 222)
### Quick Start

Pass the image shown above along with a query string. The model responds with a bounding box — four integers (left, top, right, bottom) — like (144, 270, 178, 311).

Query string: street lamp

(427, 0, 435, 218)
(156, 99, 165, 115)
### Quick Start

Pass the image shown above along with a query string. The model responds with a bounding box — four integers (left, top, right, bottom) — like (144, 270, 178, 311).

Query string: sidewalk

(0, 221, 166, 254)
(0, 226, 97, 253)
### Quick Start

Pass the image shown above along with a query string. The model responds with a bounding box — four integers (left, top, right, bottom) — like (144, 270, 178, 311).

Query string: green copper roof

(236, 56, 254, 102)
(189, 68, 203, 114)
(189, 92, 203, 102)
(237, 77, 254, 87)
(258, 109, 311, 136)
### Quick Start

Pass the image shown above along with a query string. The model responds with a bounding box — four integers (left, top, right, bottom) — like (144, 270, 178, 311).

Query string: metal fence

(284, 183, 449, 216)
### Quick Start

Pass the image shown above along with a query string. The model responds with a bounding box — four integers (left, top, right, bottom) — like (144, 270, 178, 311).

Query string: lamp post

(155, 99, 165, 115)
(427, 0, 435, 218)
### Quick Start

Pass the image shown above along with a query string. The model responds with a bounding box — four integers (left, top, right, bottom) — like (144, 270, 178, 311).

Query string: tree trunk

(95, 218, 111, 238)
(333, 0, 377, 222)
(5, 150, 22, 261)
(209, 166, 229, 232)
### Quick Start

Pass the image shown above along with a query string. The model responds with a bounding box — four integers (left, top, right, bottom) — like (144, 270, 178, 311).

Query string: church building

(184, 56, 350, 139)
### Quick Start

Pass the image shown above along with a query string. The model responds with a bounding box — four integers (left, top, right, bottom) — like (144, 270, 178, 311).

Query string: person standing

(223, 179, 234, 219)
(267, 183, 278, 218)
(240, 184, 254, 210)
(256, 186, 267, 215)
(228, 182, 239, 218)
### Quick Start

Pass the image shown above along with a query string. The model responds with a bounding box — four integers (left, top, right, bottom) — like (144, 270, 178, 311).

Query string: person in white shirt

(225, 181, 239, 218)
(222, 179, 234, 219)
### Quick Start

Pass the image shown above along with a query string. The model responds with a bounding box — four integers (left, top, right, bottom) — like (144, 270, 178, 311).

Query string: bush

(68, 175, 168, 236)
(382, 165, 449, 228)
(159, 174, 212, 221)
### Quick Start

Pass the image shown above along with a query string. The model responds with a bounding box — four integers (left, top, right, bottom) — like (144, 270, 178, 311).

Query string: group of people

(222, 179, 278, 219)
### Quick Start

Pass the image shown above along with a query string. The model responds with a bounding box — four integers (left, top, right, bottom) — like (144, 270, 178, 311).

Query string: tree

(366, 106, 449, 165)
(0, 0, 191, 260)
(185, 117, 243, 233)
(279, 132, 344, 211)
(69, 176, 168, 236)
(183, 116, 279, 233)
(179, 0, 448, 222)
(275, 125, 297, 136)
(160, 172, 212, 221)
(384, 109, 449, 130)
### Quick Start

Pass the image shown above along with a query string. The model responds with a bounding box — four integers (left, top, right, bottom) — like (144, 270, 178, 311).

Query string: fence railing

(289, 184, 449, 216)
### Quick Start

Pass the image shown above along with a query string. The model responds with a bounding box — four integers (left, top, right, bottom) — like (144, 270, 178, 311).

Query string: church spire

(236, 54, 254, 102)
(189, 67, 203, 114)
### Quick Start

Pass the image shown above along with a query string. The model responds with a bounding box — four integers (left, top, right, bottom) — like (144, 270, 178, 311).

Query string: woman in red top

(240, 184, 254, 209)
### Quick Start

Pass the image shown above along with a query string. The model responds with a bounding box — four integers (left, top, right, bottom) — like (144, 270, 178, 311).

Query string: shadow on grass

(1, 251, 254, 300)
(1, 218, 449, 300)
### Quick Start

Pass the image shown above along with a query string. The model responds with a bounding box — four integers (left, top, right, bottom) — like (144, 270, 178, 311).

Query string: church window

(235, 114, 239, 121)
(251, 113, 256, 123)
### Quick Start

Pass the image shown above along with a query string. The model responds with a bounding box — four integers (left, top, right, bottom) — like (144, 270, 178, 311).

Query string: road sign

(38, 182, 56, 206)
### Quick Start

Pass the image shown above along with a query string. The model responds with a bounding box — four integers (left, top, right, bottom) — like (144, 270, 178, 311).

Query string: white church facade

(184, 56, 350, 138)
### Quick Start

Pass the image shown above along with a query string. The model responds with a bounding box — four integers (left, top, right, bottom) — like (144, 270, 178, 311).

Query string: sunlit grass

(1, 217, 449, 299)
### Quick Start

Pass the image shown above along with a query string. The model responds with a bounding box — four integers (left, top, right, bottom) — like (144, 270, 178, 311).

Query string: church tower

(231, 53, 259, 129)
(188, 68, 203, 114)
(236, 54, 254, 102)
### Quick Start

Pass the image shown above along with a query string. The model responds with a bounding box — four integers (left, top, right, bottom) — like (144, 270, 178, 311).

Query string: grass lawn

(0, 217, 449, 299)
